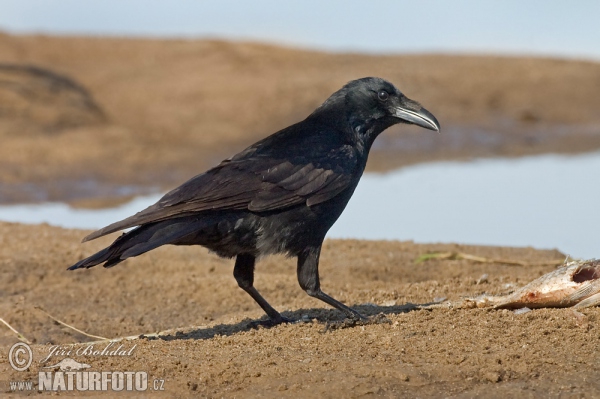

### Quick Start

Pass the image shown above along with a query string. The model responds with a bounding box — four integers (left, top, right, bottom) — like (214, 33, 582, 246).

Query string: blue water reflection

(0, 153, 598, 258)
(329, 152, 599, 258)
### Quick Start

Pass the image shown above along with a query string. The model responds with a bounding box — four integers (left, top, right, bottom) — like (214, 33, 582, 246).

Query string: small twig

(84, 324, 211, 344)
(35, 307, 108, 341)
(415, 251, 564, 267)
(0, 317, 32, 344)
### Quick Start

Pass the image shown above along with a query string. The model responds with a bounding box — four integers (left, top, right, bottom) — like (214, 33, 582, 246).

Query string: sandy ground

(1, 34, 600, 397)
(1, 222, 599, 397)
(1, 33, 600, 205)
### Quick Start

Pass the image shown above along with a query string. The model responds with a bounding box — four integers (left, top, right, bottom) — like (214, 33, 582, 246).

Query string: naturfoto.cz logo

(38, 369, 149, 391)
(8, 342, 164, 392)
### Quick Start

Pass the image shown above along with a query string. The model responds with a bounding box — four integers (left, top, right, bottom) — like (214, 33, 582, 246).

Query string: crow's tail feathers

(68, 217, 205, 270)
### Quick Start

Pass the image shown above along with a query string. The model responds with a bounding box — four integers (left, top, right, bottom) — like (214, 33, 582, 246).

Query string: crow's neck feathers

(308, 79, 398, 154)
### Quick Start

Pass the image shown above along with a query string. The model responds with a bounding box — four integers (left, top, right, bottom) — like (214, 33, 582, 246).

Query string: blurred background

(0, 0, 598, 256)
(2, 0, 600, 58)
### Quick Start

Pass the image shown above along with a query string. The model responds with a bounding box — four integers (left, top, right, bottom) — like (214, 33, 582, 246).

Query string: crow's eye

(377, 90, 389, 102)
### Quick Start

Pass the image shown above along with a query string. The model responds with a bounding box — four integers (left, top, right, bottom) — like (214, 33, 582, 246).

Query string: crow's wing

(83, 136, 359, 242)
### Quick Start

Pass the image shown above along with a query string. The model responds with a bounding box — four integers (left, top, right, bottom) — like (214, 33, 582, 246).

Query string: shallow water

(0, 153, 598, 258)
(0, 179, 156, 205)
(329, 152, 600, 259)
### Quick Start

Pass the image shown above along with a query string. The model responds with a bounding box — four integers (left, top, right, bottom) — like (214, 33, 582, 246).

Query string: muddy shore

(1, 222, 599, 397)
(1, 33, 599, 205)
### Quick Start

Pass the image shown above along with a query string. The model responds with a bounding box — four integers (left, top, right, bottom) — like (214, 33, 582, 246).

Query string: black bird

(69, 77, 440, 324)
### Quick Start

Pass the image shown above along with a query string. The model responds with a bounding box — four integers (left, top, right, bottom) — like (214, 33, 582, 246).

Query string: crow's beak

(394, 102, 440, 132)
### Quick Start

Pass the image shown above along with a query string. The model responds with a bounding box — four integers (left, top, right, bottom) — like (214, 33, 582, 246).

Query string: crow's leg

(297, 246, 366, 321)
(233, 254, 287, 324)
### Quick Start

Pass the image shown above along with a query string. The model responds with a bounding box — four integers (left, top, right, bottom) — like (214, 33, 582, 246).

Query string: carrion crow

(69, 77, 440, 324)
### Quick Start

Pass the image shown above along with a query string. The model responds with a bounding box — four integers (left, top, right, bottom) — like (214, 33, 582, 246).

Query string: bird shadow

(150, 302, 434, 342)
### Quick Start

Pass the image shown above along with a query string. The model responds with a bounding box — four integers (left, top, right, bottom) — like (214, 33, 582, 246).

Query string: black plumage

(69, 77, 440, 323)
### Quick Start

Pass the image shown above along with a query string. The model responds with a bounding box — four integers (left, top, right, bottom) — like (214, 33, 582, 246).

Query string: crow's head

(312, 77, 440, 147)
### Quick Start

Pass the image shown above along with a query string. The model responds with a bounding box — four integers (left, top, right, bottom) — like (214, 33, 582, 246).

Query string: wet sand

(1, 34, 599, 397)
